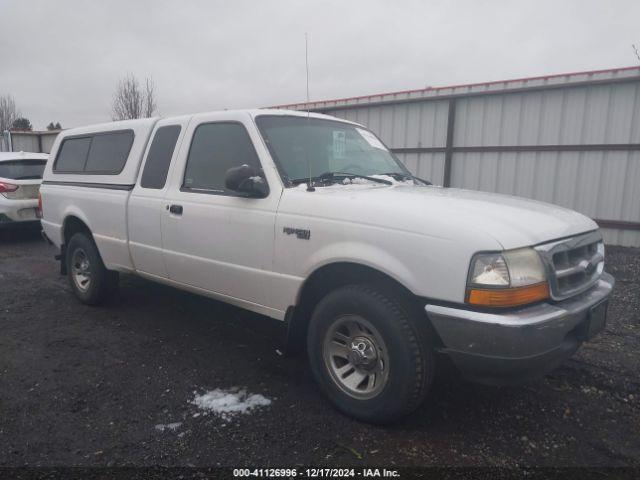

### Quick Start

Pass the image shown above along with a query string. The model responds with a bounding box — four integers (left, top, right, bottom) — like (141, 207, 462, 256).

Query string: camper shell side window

(53, 130, 134, 175)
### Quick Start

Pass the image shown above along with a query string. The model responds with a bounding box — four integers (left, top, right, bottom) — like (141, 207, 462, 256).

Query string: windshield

(256, 115, 408, 185)
(0, 160, 47, 180)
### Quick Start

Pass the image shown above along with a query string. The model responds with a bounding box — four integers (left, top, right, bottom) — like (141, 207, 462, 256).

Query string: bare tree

(634, 44, 640, 63)
(0, 94, 20, 132)
(111, 74, 157, 120)
(144, 77, 157, 118)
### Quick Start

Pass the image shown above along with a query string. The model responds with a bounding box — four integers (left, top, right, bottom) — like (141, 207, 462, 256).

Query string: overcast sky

(1, 0, 639, 130)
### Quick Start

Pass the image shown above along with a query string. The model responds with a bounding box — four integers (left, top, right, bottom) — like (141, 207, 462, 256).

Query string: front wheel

(66, 233, 119, 305)
(307, 284, 434, 423)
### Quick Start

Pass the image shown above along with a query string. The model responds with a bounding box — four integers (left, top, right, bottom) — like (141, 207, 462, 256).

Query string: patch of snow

(370, 174, 414, 185)
(191, 387, 271, 419)
(155, 422, 182, 432)
(341, 175, 414, 186)
(322, 183, 381, 191)
(294, 174, 415, 191)
(347, 176, 375, 185)
(322, 183, 377, 191)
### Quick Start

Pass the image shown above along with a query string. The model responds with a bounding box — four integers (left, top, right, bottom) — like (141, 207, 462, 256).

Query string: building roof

(273, 65, 640, 111)
(7, 129, 62, 134)
(0, 151, 49, 161)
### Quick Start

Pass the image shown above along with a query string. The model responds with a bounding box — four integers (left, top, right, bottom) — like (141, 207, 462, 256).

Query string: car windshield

(256, 115, 408, 185)
(0, 159, 47, 180)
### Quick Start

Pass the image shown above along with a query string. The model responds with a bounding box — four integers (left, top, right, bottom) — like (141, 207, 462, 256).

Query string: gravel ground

(0, 230, 638, 468)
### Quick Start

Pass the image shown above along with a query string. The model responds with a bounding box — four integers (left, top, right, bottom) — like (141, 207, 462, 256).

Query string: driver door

(160, 113, 282, 315)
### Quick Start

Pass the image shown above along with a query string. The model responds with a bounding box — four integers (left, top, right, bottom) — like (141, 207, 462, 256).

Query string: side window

(183, 122, 261, 193)
(140, 125, 181, 189)
(84, 131, 134, 173)
(54, 137, 92, 172)
(53, 130, 134, 174)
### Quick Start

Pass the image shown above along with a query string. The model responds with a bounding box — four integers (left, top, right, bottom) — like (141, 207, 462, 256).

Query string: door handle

(168, 204, 183, 215)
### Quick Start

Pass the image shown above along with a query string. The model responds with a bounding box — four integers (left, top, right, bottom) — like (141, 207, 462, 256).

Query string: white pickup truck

(40, 109, 614, 423)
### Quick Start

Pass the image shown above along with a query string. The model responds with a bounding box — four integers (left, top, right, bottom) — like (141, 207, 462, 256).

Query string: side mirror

(224, 164, 268, 198)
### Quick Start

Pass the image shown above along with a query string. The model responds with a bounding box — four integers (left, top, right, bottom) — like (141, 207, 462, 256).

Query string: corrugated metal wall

(334, 101, 450, 182)
(291, 67, 640, 247)
(0, 131, 60, 153)
(0, 131, 9, 152)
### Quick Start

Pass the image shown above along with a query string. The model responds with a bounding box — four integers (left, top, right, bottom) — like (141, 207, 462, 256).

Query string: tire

(66, 232, 119, 305)
(307, 284, 434, 424)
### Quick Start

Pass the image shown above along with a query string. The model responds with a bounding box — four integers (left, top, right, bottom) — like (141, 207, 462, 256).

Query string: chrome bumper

(425, 272, 615, 384)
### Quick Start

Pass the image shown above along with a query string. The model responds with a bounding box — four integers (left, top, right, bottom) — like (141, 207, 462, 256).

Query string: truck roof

(59, 109, 359, 138)
(43, 109, 365, 187)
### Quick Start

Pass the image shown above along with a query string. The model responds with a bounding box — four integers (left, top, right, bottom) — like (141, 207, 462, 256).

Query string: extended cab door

(160, 112, 286, 318)
(128, 117, 189, 278)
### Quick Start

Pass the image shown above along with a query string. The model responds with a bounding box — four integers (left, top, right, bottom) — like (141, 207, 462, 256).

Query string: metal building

(1, 130, 60, 154)
(276, 66, 640, 247)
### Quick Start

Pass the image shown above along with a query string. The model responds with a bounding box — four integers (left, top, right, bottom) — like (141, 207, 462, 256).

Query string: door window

(140, 125, 181, 189)
(182, 122, 261, 194)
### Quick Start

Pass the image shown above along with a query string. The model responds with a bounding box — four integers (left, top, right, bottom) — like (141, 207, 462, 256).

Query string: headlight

(597, 242, 605, 275)
(467, 248, 549, 307)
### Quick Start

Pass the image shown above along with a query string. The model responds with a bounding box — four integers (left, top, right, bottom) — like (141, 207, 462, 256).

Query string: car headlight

(597, 241, 605, 275)
(467, 248, 549, 307)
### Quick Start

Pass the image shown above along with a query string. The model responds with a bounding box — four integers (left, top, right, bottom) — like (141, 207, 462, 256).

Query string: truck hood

(281, 183, 598, 250)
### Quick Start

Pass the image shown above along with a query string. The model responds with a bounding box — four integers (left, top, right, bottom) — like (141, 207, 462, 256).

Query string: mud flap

(55, 243, 67, 275)
(282, 306, 305, 356)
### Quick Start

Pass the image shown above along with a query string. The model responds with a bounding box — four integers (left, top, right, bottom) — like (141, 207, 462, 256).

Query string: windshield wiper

(379, 172, 432, 185)
(291, 171, 392, 187)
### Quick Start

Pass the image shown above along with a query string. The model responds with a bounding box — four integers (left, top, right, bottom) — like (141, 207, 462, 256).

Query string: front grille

(535, 231, 604, 300)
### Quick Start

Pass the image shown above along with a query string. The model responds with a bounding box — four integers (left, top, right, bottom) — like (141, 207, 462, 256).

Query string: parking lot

(0, 229, 638, 468)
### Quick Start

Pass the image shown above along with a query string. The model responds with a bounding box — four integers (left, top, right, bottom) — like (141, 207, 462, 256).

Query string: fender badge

(283, 227, 311, 240)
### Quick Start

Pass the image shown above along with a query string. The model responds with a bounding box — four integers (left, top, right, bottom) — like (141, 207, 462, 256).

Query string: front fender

(301, 240, 419, 297)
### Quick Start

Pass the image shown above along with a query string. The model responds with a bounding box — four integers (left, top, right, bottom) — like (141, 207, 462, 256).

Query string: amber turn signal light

(467, 282, 550, 308)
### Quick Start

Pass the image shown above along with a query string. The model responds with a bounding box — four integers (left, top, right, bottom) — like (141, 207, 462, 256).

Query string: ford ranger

(40, 109, 614, 423)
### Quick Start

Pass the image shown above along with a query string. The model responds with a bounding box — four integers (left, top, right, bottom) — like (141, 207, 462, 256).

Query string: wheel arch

(59, 213, 96, 275)
(63, 215, 93, 244)
(284, 261, 439, 355)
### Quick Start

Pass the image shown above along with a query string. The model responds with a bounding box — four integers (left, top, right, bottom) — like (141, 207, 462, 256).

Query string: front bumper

(425, 272, 615, 384)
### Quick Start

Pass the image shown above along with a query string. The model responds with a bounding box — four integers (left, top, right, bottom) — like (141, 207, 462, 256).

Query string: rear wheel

(66, 233, 118, 305)
(307, 284, 434, 423)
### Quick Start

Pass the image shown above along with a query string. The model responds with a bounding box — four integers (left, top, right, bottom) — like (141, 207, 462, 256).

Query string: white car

(39, 110, 614, 423)
(0, 152, 48, 229)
